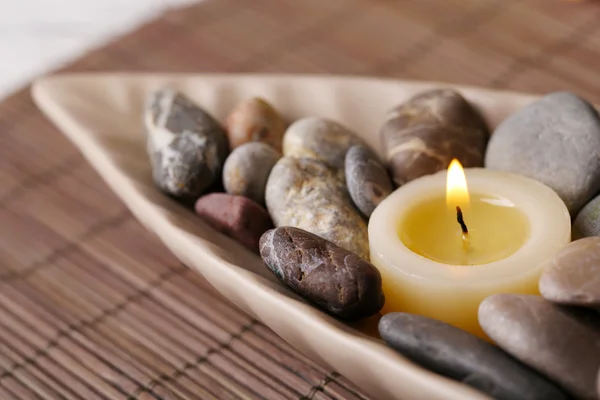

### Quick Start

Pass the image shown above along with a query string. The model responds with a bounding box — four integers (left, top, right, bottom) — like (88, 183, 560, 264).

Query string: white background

(0, 0, 200, 99)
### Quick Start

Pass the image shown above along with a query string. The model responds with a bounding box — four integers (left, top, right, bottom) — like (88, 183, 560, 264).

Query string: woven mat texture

(1, 0, 600, 399)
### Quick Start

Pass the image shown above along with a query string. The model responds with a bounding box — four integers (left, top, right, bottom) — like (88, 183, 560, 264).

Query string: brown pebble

(195, 193, 273, 254)
(380, 89, 489, 186)
(260, 227, 384, 320)
(540, 237, 600, 310)
(225, 97, 286, 152)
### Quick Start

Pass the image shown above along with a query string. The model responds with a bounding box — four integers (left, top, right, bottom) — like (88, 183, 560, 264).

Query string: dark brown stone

(259, 227, 384, 320)
(225, 97, 287, 152)
(479, 294, 600, 400)
(345, 145, 393, 217)
(195, 193, 273, 254)
(380, 89, 489, 186)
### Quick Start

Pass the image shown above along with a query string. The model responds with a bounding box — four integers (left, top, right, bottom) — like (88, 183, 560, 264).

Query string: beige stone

(265, 157, 369, 260)
(283, 117, 366, 170)
(540, 237, 600, 309)
(479, 294, 600, 400)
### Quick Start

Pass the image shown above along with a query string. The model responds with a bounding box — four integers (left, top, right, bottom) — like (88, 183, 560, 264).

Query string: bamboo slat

(1, 0, 600, 398)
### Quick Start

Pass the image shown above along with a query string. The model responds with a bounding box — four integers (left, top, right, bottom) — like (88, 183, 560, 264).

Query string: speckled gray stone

(265, 157, 369, 260)
(145, 88, 228, 200)
(479, 294, 600, 400)
(485, 91, 600, 215)
(283, 117, 367, 170)
(345, 145, 393, 218)
(380, 89, 489, 187)
(540, 237, 600, 310)
(225, 97, 287, 152)
(379, 313, 567, 400)
(260, 227, 384, 320)
(574, 194, 600, 239)
(222, 142, 280, 205)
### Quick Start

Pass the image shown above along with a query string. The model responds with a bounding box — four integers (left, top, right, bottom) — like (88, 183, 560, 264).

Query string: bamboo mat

(1, 0, 600, 399)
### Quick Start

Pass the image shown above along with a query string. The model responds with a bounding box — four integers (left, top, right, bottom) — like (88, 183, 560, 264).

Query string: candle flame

(446, 159, 470, 210)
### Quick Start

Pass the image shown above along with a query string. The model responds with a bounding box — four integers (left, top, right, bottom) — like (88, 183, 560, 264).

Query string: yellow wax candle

(401, 193, 529, 266)
(369, 162, 571, 338)
(402, 160, 529, 266)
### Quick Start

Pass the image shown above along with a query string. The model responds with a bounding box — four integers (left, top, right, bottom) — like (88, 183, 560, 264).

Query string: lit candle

(368, 161, 571, 337)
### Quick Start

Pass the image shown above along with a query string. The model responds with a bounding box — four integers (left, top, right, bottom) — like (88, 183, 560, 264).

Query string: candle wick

(456, 206, 469, 234)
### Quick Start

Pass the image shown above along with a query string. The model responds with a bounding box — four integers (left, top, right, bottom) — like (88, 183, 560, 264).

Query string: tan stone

(283, 117, 366, 170)
(265, 157, 369, 260)
(540, 237, 600, 309)
(225, 97, 287, 152)
(479, 294, 600, 400)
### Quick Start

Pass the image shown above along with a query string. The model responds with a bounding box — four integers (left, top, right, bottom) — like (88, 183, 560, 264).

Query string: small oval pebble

(380, 89, 489, 187)
(574, 194, 600, 238)
(260, 227, 384, 320)
(225, 97, 286, 152)
(145, 89, 228, 200)
(485, 91, 600, 215)
(283, 117, 367, 170)
(195, 193, 273, 254)
(379, 313, 567, 400)
(479, 294, 600, 400)
(345, 145, 393, 217)
(540, 237, 600, 309)
(223, 142, 280, 205)
(265, 157, 369, 260)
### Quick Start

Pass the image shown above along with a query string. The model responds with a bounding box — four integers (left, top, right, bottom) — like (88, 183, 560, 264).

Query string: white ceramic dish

(32, 74, 539, 400)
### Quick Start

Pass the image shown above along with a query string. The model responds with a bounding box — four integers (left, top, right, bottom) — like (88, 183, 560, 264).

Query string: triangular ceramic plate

(32, 74, 538, 400)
